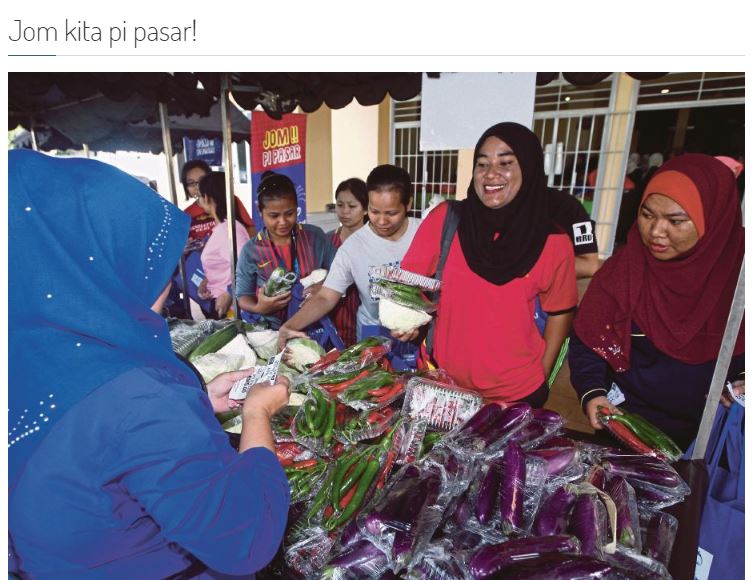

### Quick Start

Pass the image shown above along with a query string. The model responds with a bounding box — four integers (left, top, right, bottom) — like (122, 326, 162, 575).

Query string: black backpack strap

(425, 200, 462, 358)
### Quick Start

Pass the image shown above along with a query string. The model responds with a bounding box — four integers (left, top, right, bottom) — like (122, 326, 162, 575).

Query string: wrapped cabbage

(216, 334, 257, 369)
(191, 353, 245, 383)
(285, 338, 326, 372)
(379, 298, 432, 332)
(246, 329, 279, 360)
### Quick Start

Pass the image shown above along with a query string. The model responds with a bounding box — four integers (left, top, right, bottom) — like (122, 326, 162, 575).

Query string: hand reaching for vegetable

(206, 367, 257, 414)
(257, 287, 292, 314)
(390, 327, 419, 342)
(277, 324, 308, 353)
(585, 396, 622, 430)
(214, 291, 232, 318)
(720, 379, 745, 409)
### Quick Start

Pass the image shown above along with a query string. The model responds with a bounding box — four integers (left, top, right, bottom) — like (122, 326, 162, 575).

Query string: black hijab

(457, 122, 555, 285)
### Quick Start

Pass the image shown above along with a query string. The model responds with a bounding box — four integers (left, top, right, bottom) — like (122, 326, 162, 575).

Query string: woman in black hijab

(400, 122, 578, 406)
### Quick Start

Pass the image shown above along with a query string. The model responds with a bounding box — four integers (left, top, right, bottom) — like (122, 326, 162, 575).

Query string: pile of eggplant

(260, 392, 689, 579)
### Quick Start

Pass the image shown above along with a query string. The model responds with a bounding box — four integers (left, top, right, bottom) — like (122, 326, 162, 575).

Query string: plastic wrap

(402, 377, 483, 432)
(601, 455, 690, 509)
(606, 476, 642, 552)
(449, 403, 533, 458)
(169, 318, 229, 357)
(532, 485, 578, 536)
(640, 510, 678, 568)
(468, 535, 582, 580)
(528, 444, 584, 482)
(605, 546, 672, 579)
(316, 336, 393, 377)
(368, 265, 442, 292)
(407, 538, 473, 580)
(191, 352, 245, 383)
(486, 553, 627, 579)
(285, 457, 331, 504)
(508, 408, 565, 450)
(284, 526, 336, 579)
(567, 492, 609, 559)
(597, 407, 682, 462)
(290, 389, 337, 455)
(245, 329, 280, 360)
(394, 419, 429, 465)
(322, 538, 391, 580)
(336, 371, 407, 412)
(500, 443, 548, 535)
(334, 404, 399, 445)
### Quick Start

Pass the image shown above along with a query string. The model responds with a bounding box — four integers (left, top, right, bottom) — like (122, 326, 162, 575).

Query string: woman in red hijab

(569, 154, 744, 449)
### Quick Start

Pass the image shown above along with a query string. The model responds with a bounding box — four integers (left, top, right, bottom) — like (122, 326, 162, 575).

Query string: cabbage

(216, 334, 257, 369)
(192, 353, 245, 383)
(300, 268, 328, 288)
(379, 298, 432, 332)
(246, 329, 279, 360)
(285, 338, 326, 371)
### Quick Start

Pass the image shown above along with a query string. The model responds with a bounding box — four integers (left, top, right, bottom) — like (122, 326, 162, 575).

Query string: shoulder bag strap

(426, 200, 462, 358)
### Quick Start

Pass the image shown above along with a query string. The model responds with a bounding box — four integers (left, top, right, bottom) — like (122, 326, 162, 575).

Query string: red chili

(367, 384, 394, 397)
(321, 369, 372, 394)
(324, 504, 334, 519)
(376, 450, 397, 489)
(332, 442, 346, 458)
(291, 459, 319, 470)
(308, 349, 341, 373)
(373, 383, 404, 403)
(380, 357, 394, 372)
(605, 417, 655, 454)
(339, 481, 358, 509)
(277, 456, 294, 467)
(359, 345, 388, 366)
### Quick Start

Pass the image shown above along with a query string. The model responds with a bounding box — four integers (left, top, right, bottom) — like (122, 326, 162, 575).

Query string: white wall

(331, 101, 380, 193)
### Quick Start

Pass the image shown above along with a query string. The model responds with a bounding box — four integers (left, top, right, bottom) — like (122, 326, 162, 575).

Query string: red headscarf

(574, 154, 744, 371)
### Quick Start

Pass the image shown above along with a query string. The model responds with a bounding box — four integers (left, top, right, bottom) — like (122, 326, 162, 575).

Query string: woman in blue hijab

(8, 150, 290, 578)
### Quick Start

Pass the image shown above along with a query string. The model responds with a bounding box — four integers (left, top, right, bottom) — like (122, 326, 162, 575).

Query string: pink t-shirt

(401, 203, 577, 402)
(201, 220, 250, 298)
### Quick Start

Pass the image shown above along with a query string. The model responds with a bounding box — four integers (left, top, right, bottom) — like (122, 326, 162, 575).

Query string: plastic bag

(284, 526, 336, 578)
(639, 510, 678, 568)
(334, 404, 399, 445)
(508, 408, 565, 450)
(290, 388, 337, 455)
(605, 475, 642, 552)
(601, 455, 690, 510)
(448, 403, 533, 459)
(407, 538, 473, 579)
(322, 538, 391, 579)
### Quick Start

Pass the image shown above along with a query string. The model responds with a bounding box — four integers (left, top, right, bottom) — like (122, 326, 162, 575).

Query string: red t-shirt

(185, 196, 254, 241)
(401, 203, 577, 402)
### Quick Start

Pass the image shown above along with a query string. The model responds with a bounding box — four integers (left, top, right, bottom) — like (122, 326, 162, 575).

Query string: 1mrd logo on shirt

(573, 221, 594, 246)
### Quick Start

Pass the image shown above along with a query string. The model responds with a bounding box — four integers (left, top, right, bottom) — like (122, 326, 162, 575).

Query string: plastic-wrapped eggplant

(606, 476, 641, 550)
(528, 446, 579, 477)
(469, 535, 581, 580)
(533, 486, 577, 536)
(605, 549, 672, 579)
(363, 465, 421, 536)
(494, 553, 629, 579)
(481, 403, 532, 445)
(389, 467, 443, 562)
(536, 435, 576, 449)
(499, 441, 526, 533)
(642, 511, 678, 568)
(602, 458, 683, 488)
(585, 465, 608, 492)
(323, 539, 389, 578)
(475, 460, 502, 525)
(567, 493, 607, 558)
(451, 492, 473, 528)
(459, 403, 505, 436)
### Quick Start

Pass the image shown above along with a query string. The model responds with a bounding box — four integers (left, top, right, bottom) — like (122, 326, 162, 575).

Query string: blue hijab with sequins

(8, 150, 194, 483)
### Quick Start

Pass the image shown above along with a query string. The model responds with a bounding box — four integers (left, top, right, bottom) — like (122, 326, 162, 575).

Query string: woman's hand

(197, 278, 212, 300)
(584, 395, 622, 430)
(206, 367, 256, 414)
(256, 287, 292, 315)
(243, 376, 291, 420)
(391, 328, 420, 342)
(214, 291, 232, 318)
(721, 380, 745, 409)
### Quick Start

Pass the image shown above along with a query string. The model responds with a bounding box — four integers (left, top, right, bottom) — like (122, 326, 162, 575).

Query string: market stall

(169, 264, 743, 579)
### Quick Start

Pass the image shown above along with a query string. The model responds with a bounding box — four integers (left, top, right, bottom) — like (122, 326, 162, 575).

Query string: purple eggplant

(605, 550, 670, 579)
(392, 468, 442, 561)
(481, 403, 532, 445)
(607, 476, 640, 549)
(533, 486, 577, 536)
(643, 511, 678, 567)
(461, 403, 505, 436)
(469, 535, 581, 579)
(509, 421, 546, 445)
(452, 493, 473, 528)
(494, 553, 626, 580)
(325, 539, 389, 576)
(602, 459, 682, 488)
(567, 493, 605, 558)
(475, 460, 502, 525)
(529, 447, 579, 477)
(537, 435, 576, 449)
(499, 441, 526, 532)
(363, 465, 421, 536)
(531, 408, 564, 425)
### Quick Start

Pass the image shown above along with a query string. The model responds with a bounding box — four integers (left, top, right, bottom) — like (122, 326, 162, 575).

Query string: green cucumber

(188, 321, 242, 361)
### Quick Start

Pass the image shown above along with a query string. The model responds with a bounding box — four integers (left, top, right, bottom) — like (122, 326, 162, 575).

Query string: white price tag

(726, 381, 745, 407)
(606, 382, 626, 406)
(229, 352, 283, 400)
(695, 547, 714, 580)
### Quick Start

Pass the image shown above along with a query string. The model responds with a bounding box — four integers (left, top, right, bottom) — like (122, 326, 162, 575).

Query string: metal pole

(159, 102, 192, 318)
(29, 116, 39, 151)
(220, 73, 240, 320)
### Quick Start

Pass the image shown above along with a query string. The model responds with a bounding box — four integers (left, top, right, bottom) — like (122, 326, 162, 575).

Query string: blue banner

(183, 137, 223, 166)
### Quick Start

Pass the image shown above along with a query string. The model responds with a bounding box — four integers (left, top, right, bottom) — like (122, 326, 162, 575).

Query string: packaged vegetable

(533, 485, 578, 536)
(597, 406, 682, 461)
(469, 535, 582, 580)
(606, 476, 642, 551)
(640, 510, 678, 568)
(265, 266, 298, 297)
(379, 298, 433, 332)
(402, 377, 483, 432)
(285, 337, 326, 372)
